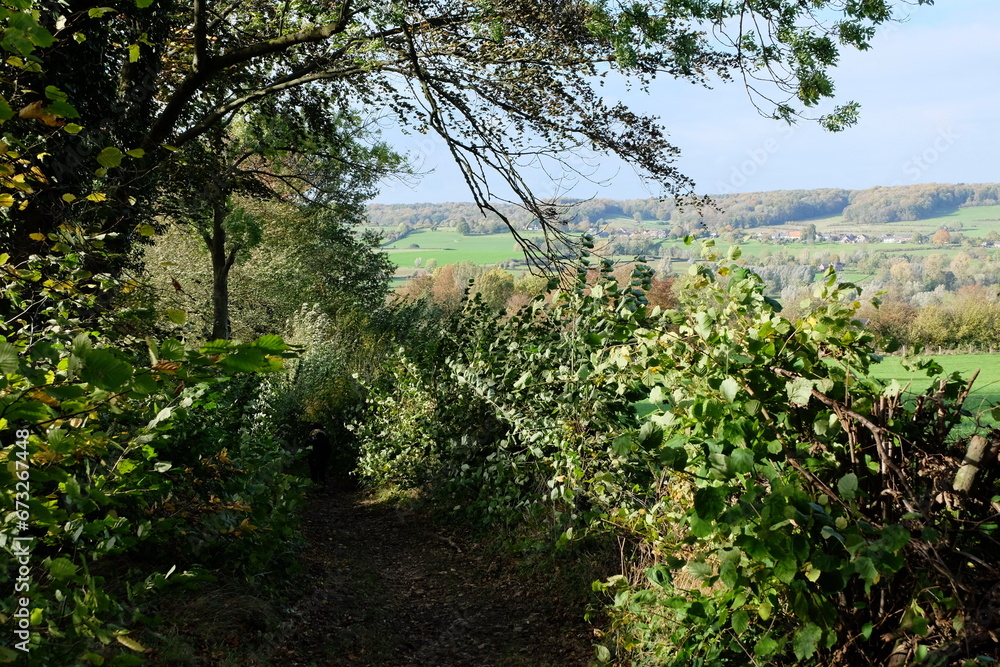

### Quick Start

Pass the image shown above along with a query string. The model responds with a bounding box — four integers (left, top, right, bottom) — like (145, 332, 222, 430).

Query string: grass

(869, 353, 1000, 425)
(634, 353, 1000, 428)
(384, 227, 544, 269)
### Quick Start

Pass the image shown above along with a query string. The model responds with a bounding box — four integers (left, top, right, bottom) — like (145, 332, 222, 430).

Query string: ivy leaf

(792, 623, 822, 660)
(786, 377, 814, 406)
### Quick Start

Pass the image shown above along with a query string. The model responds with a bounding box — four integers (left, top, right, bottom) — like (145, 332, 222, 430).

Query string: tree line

(369, 182, 1000, 233)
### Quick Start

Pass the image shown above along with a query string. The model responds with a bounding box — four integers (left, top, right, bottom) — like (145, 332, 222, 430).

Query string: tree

(157, 109, 404, 339)
(3, 0, 932, 270)
(456, 220, 472, 236)
(932, 228, 952, 244)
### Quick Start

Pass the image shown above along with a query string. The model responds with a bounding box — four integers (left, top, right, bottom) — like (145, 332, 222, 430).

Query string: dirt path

(268, 490, 596, 666)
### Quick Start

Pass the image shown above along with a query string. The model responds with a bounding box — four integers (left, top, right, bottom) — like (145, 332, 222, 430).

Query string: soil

(267, 489, 597, 666)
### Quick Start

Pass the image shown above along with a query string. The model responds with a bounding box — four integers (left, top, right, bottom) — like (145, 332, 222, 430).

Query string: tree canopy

(1, 0, 932, 266)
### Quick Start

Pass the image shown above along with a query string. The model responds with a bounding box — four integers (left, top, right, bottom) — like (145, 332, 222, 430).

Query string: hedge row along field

(356, 240, 1000, 665)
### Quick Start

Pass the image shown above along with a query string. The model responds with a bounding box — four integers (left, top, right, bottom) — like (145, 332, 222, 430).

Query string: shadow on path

(269, 490, 595, 666)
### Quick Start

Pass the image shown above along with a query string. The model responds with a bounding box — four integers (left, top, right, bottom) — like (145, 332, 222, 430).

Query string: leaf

(611, 434, 633, 456)
(153, 462, 172, 473)
(729, 448, 755, 474)
(0, 340, 20, 373)
(136, 0, 155, 7)
(594, 645, 611, 663)
(786, 377, 814, 406)
(251, 334, 290, 352)
(837, 473, 858, 501)
(115, 634, 147, 652)
(125, 148, 145, 158)
(220, 347, 268, 372)
(48, 557, 79, 580)
(693, 486, 725, 520)
(80, 349, 133, 390)
(65, 123, 83, 134)
(138, 223, 155, 237)
(720, 377, 739, 402)
(754, 635, 779, 657)
(128, 44, 140, 63)
(637, 421, 663, 449)
(792, 623, 822, 660)
(731, 609, 749, 634)
(96, 147, 123, 168)
(86, 192, 108, 202)
(165, 308, 186, 324)
(0, 95, 13, 121)
(0, 193, 15, 207)
(62, 193, 77, 202)
(88, 7, 116, 17)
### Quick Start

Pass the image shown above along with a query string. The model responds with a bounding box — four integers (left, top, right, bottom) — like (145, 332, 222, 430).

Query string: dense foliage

(0, 246, 310, 663)
(357, 241, 1000, 665)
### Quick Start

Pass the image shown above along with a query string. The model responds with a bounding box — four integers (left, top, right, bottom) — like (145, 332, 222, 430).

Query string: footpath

(268, 490, 595, 666)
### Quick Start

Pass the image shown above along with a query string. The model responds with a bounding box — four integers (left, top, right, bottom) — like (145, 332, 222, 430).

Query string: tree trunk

(210, 201, 231, 340)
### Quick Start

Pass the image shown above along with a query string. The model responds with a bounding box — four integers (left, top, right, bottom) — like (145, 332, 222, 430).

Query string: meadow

(869, 353, 1000, 426)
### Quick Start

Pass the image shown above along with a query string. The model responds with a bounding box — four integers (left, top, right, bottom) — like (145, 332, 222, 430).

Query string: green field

(869, 353, 1000, 425)
(634, 354, 999, 425)
(384, 227, 543, 268)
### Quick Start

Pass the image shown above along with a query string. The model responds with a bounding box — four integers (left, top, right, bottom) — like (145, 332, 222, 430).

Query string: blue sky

(374, 1, 1000, 204)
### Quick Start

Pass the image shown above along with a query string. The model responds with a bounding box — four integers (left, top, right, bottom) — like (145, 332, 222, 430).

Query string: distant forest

(368, 182, 1000, 233)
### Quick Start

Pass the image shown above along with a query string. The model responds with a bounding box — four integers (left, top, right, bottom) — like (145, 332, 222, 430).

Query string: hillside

(368, 183, 1000, 233)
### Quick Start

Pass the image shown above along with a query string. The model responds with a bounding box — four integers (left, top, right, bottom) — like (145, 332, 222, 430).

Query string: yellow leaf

(0, 193, 14, 207)
(126, 148, 145, 158)
(115, 634, 146, 652)
(64, 123, 83, 134)
(62, 193, 76, 202)
(29, 232, 46, 241)
(138, 223, 155, 236)
(85, 192, 107, 202)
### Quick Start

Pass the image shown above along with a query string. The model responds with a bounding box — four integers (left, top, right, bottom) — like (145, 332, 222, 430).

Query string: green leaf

(693, 486, 725, 520)
(637, 421, 663, 449)
(786, 377, 814, 406)
(88, 7, 116, 17)
(611, 434, 633, 456)
(251, 334, 290, 352)
(48, 557, 79, 580)
(135, 0, 155, 7)
(80, 349, 133, 390)
(128, 44, 140, 63)
(165, 308, 186, 324)
(0, 95, 13, 122)
(837, 473, 858, 501)
(729, 448, 754, 474)
(731, 609, 749, 635)
(0, 340, 19, 373)
(96, 146, 124, 168)
(220, 347, 268, 372)
(594, 645, 611, 663)
(720, 377, 739, 402)
(753, 635, 779, 657)
(792, 623, 822, 660)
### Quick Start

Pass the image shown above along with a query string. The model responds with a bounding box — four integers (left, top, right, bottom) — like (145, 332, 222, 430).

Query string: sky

(373, 1, 1000, 205)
